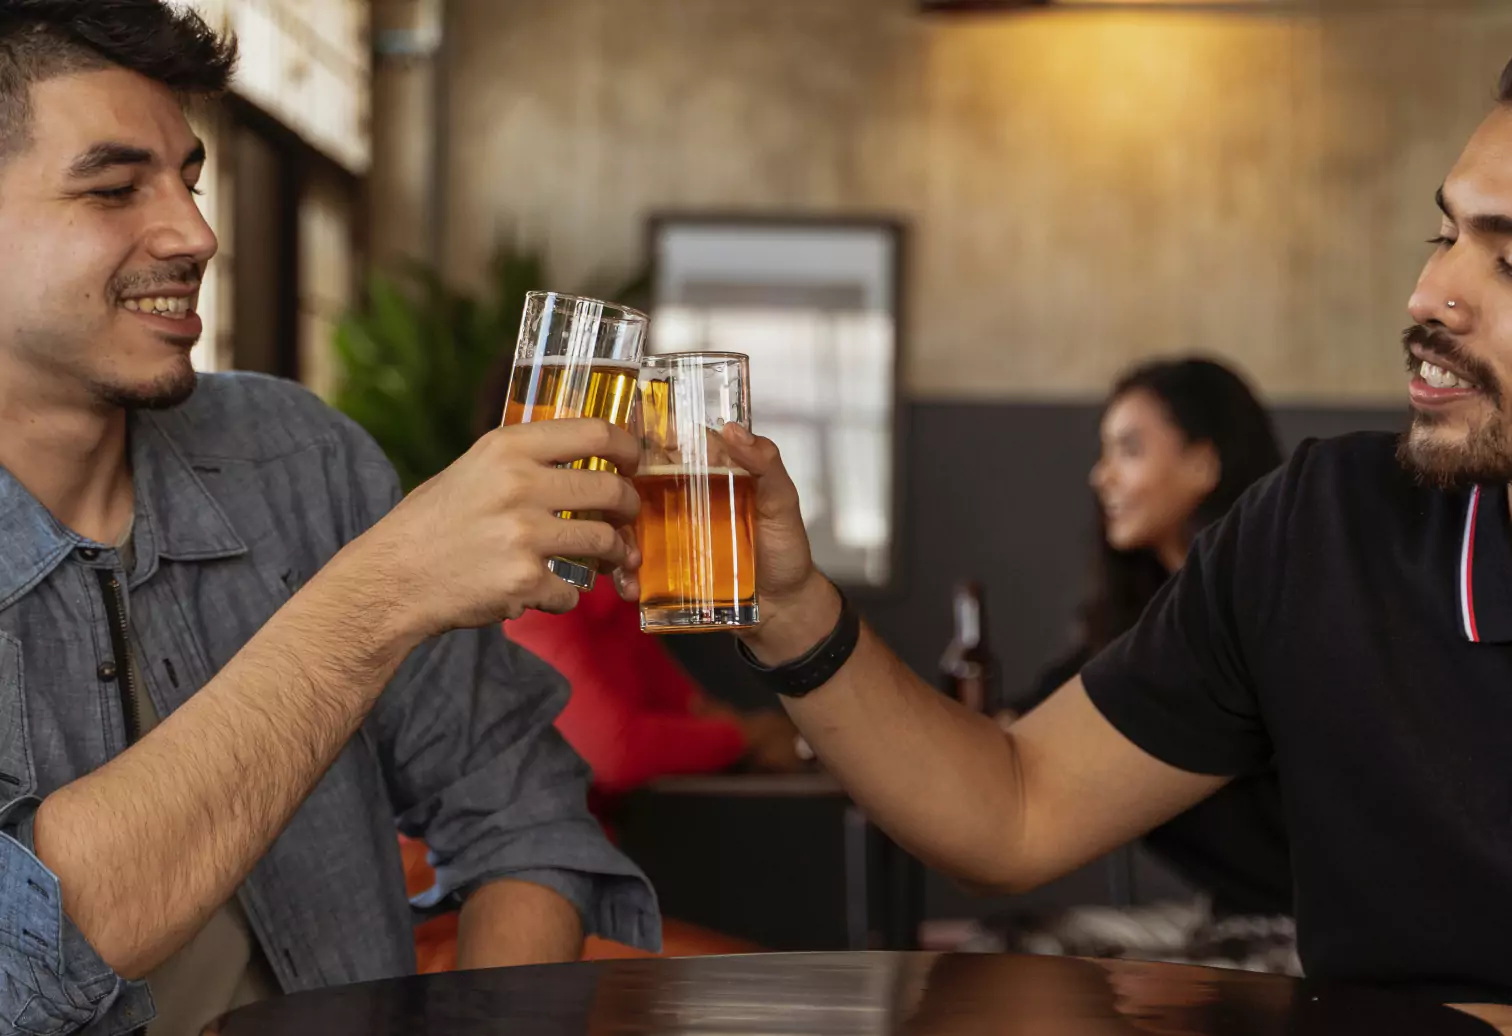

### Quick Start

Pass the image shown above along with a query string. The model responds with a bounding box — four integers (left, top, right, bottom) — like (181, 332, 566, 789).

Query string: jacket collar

(0, 411, 246, 610)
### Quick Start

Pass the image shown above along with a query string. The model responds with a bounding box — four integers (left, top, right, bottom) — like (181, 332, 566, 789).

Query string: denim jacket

(0, 373, 657, 1035)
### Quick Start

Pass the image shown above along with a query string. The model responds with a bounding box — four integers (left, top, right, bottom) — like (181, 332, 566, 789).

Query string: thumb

(532, 574, 583, 616)
(721, 425, 800, 517)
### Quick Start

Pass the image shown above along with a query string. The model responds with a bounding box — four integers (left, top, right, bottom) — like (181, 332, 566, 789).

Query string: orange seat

(401, 836, 759, 971)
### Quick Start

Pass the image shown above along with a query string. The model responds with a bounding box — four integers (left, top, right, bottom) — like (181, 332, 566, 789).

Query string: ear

(1186, 440, 1221, 496)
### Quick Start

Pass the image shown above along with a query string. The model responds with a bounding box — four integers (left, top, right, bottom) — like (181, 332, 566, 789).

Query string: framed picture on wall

(649, 215, 906, 591)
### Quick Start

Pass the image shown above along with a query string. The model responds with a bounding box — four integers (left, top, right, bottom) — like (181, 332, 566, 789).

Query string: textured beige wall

(369, 58, 437, 268)
(369, 0, 441, 268)
(299, 165, 358, 400)
(442, 0, 1512, 403)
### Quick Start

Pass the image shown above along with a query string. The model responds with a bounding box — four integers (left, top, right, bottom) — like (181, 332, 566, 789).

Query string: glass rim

(643, 350, 750, 368)
(525, 290, 649, 324)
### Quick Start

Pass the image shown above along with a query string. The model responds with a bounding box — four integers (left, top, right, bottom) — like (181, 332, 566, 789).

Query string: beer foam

(638, 464, 751, 477)
(515, 355, 641, 373)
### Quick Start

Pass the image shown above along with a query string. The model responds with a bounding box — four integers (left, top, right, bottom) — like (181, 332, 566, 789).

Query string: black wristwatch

(736, 585, 861, 699)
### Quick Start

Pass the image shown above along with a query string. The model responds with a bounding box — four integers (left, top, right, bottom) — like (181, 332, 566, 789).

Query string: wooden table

(616, 772, 926, 950)
(211, 952, 1497, 1035)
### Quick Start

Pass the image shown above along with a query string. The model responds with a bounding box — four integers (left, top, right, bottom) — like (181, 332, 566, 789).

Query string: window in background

(180, 0, 368, 395)
(652, 220, 903, 589)
(189, 0, 371, 176)
(229, 114, 298, 379)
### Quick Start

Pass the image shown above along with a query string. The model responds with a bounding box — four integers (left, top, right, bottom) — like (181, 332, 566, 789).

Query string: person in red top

(508, 579, 805, 808)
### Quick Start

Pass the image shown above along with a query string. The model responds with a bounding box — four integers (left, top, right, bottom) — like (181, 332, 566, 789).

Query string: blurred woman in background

(992, 357, 1296, 973)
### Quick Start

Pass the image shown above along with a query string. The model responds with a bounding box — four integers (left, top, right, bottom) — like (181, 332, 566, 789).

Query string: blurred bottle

(939, 582, 996, 714)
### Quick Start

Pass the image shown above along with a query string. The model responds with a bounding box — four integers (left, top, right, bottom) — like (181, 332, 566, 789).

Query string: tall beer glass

(501, 292, 646, 590)
(636, 353, 759, 633)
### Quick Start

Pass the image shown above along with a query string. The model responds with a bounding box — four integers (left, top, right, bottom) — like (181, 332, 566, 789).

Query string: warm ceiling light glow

(922, 0, 1283, 8)
(919, 1, 1050, 9)
(1055, 1, 1279, 5)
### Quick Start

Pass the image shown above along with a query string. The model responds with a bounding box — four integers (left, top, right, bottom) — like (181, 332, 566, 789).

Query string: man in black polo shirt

(686, 56, 1512, 1013)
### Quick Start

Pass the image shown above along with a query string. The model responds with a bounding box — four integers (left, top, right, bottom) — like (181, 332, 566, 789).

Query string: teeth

(120, 296, 193, 318)
(1421, 361, 1471, 390)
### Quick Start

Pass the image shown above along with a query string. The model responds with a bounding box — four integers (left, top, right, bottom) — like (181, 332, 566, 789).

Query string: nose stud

(1447, 300, 1458, 309)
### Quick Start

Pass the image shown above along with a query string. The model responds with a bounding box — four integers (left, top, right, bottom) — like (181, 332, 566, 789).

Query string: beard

(1396, 324, 1512, 489)
(90, 356, 199, 411)
(1397, 408, 1512, 489)
(7, 259, 205, 412)
(95, 260, 203, 410)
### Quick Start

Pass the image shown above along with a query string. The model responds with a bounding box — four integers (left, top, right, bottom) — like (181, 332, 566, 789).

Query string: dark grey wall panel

(670, 400, 1407, 714)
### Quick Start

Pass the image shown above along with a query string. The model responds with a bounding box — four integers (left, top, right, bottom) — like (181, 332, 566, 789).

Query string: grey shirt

(0, 373, 659, 1035)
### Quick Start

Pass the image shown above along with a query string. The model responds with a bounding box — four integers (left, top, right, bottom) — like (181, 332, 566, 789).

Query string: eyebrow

(1436, 185, 1512, 238)
(67, 139, 208, 180)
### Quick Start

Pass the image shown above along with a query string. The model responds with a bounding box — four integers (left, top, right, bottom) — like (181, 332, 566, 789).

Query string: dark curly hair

(1501, 57, 1512, 104)
(0, 0, 237, 159)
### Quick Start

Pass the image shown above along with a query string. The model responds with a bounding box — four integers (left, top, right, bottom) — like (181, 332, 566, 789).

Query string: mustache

(109, 261, 202, 301)
(1402, 325, 1503, 406)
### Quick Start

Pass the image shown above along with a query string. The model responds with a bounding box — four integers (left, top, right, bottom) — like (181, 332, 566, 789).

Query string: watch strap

(737, 587, 860, 699)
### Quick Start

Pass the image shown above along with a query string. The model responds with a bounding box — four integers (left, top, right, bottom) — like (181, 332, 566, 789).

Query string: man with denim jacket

(0, 4, 658, 1034)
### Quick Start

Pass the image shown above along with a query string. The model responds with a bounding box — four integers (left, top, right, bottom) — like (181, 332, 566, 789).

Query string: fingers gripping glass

(635, 352, 759, 633)
(500, 292, 647, 590)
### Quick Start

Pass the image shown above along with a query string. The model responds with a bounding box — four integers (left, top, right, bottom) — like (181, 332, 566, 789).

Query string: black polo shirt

(1082, 432, 1512, 1005)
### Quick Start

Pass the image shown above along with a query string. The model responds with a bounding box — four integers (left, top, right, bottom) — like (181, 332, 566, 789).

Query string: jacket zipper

(95, 569, 140, 746)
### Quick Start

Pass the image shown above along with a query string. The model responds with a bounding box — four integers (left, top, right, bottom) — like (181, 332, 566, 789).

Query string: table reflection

(214, 953, 1496, 1036)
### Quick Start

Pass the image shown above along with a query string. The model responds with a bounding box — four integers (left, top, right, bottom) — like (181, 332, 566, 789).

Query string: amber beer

(502, 292, 647, 590)
(502, 356, 640, 465)
(500, 356, 639, 583)
(635, 352, 759, 633)
(636, 465, 759, 631)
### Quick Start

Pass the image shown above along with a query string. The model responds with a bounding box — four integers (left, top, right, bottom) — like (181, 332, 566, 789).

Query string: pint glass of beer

(501, 292, 646, 590)
(635, 352, 758, 633)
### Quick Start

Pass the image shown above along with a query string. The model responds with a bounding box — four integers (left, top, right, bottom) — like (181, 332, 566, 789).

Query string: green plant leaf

(328, 242, 648, 493)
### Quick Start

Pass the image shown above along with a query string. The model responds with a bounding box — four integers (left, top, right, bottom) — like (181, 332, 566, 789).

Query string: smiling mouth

(119, 293, 197, 320)
(1410, 346, 1483, 392)
(1418, 358, 1477, 390)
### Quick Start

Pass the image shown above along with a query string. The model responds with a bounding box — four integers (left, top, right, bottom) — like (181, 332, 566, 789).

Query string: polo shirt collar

(1457, 483, 1512, 644)
(0, 412, 246, 609)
